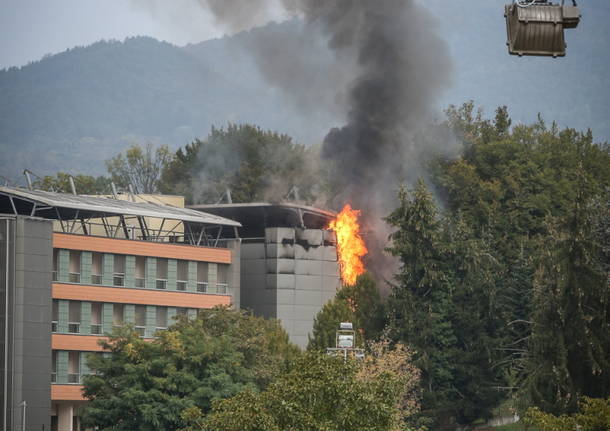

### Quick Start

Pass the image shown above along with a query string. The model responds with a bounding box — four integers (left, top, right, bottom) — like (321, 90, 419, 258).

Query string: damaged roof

(189, 202, 335, 235)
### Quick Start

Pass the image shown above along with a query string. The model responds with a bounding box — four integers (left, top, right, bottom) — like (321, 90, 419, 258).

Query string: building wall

(1, 215, 53, 431)
(49, 234, 240, 425)
(241, 228, 340, 348)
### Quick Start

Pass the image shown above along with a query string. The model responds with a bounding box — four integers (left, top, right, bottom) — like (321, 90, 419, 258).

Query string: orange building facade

(0, 186, 241, 431)
(50, 232, 240, 429)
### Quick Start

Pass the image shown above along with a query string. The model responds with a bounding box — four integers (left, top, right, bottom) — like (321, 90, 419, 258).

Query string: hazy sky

(0, 0, 289, 69)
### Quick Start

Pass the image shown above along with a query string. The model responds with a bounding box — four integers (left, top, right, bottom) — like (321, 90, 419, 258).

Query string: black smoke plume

(202, 0, 453, 281)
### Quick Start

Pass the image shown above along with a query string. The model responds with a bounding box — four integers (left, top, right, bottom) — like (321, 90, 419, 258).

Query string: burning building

(189, 202, 342, 348)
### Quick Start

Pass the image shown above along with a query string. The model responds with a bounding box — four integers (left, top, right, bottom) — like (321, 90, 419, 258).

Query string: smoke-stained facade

(190, 203, 341, 348)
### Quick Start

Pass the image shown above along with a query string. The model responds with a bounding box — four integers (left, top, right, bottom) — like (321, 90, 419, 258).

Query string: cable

(515, 0, 542, 7)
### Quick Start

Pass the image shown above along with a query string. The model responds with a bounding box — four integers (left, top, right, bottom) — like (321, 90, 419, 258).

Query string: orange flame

(328, 204, 368, 286)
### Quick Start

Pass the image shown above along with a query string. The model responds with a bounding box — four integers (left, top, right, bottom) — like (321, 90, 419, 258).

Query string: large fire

(328, 204, 368, 286)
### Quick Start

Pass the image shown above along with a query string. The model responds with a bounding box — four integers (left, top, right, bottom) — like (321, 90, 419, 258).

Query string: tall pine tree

(385, 180, 458, 429)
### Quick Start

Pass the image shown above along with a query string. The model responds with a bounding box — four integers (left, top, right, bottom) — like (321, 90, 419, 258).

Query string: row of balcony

(53, 271, 228, 294)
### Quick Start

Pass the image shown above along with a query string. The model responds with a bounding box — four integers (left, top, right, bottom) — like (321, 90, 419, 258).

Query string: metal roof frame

(0, 186, 241, 227)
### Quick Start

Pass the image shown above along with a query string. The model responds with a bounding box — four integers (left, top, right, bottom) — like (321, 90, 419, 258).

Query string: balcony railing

(216, 283, 228, 294)
(68, 322, 80, 334)
(113, 274, 125, 287)
(135, 326, 146, 337)
(54, 222, 231, 248)
(90, 323, 102, 335)
(69, 272, 80, 283)
(67, 373, 80, 384)
(51, 320, 58, 333)
(51, 372, 57, 383)
(52, 271, 58, 282)
(176, 280, 187, 291)
(156, 279, 167, 290)
(196, 282, 208, 293)
(135, 277, 146, 288)
(91, 274, 102, 285)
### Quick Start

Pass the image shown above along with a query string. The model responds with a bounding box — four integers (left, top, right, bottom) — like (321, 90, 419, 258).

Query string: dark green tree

(160, 124, 322, 204)
(158, 141, 202, 202)
(80, 307, 299, 430)
(522, 185, 610, 414)
(184, 350, 420, 431)
(307, 273, 385, 351)
(433, 103, 610, 417)
(385, 180, 458, 429)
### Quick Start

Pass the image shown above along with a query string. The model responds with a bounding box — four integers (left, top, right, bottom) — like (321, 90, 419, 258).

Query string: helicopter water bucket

(505, 2, 581, 57)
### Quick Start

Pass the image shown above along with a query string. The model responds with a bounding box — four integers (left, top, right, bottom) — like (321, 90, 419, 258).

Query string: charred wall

(241, 227, 340, 348)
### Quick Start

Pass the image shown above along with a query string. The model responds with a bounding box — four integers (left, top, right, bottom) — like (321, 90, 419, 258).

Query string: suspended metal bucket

(505, 2, 581, 57)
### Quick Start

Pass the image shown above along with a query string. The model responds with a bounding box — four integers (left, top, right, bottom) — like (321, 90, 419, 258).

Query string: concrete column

(228, 239, 241, 309)
(57, 403, 74, 431)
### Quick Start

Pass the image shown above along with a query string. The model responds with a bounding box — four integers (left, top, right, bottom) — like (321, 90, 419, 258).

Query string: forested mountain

(1, 3, 609, 181)
(0, 22, 333, 180)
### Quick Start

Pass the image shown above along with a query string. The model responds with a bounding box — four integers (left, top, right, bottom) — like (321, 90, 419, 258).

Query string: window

(176, 260, 188, 291)
(156, 258, 168, 289)
(91, 302, 102, 335)
(156, 307, 167, 333)
(69, 250, 81, 283)
(51, 351, 57, 383)
(113, 304, 124, 328)
(176, 307, 188, 316)
(52, 300, 58, 333)
(135, 305, 146, 337)
(68, 351, 80, 383)
(197, 262, 208, 293)
(91, 252, 103, 285)
(68, 301, 81, 334)
(217, 264, 229, 294)
(52, 249, 59, 282)
(113, 254, 125, 286)
(135, 256, 146, 288)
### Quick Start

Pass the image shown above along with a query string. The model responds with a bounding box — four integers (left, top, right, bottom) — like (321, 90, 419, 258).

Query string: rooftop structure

(0, 186, 240, 247)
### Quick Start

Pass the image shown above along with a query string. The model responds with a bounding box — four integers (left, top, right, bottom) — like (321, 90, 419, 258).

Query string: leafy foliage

(184, 348, 421, 431)
(523, 397, 610, 431)
(80, 307, 298, 430)
(31, 172, 111, 194)
(106, 143, 172, 193)
(160, 124, 324, 204)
